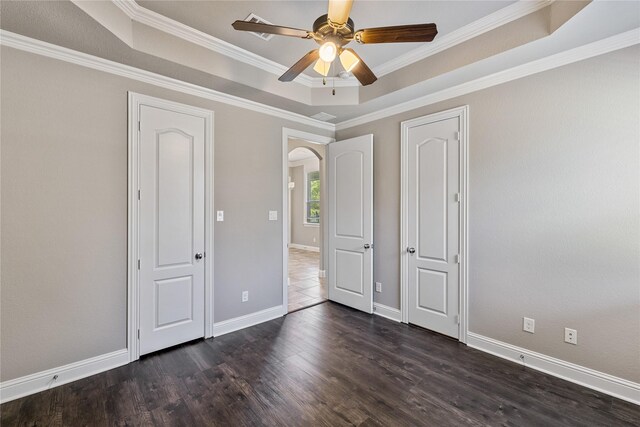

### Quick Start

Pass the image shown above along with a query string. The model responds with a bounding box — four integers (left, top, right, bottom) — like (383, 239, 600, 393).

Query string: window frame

(304, 168, 320, 227)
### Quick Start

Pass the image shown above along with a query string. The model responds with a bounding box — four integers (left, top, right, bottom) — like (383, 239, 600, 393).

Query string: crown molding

(335, 28, 640, 131)
(110, 0, 553, 89)
(0, 30, 335, 131)
(373, 0, 554, 77)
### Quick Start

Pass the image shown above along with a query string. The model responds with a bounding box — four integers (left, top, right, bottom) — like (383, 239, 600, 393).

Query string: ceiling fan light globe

(339, 49, 360, 73)
(313, 59, 332, 77)
(319, 42, 337, 63)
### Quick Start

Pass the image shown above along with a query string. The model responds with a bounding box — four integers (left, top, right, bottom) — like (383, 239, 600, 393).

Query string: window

(306, 170, 320, 224)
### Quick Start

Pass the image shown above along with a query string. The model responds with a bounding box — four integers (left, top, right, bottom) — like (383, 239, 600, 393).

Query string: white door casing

(328, 134, 374, 314)
(401, 106, 469, 341)
(128, 93, 214, 360)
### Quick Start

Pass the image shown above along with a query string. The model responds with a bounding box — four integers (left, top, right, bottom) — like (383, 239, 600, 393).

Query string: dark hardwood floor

(2, 302, 638, 426)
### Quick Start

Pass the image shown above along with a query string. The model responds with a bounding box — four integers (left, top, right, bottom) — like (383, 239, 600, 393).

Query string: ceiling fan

(232, 0, 438, 86)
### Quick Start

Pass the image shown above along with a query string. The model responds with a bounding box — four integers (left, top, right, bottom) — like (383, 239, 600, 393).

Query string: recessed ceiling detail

(243, 13, 275, 41)
(310, 112, 337, 122)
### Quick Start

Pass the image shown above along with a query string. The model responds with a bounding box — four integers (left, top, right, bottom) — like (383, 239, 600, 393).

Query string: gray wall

(0, 46, 332, 382)
(336, 45, 640, 382)
(289, 162, 320, 249)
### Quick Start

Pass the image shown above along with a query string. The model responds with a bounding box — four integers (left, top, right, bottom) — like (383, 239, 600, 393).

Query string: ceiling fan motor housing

(313, 14, 355, 46)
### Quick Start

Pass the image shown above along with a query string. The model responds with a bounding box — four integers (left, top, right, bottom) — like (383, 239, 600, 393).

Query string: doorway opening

(287, 144, 327, 312)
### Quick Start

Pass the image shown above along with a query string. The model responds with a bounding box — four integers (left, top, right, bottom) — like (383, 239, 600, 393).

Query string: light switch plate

(216, 211, 224, 221)
(523, 317, 535, 333)
(269, 210, 278, 221)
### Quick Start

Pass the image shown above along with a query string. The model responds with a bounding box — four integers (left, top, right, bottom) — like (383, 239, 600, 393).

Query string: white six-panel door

(139, 105, 206, 355)
(328, 135, 374, 314)
(406, 116, 461, 338)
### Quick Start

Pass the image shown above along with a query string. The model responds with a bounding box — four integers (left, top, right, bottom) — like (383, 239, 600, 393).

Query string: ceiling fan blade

(344, 49, 377, 86)
(355, 23, 438, 44)
(327, 0, 354, 27)
(279, 50, 320, 82)
(232, 20, 311, 38)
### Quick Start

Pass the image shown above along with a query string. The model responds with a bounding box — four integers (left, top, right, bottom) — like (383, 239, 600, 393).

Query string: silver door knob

(407, 247, 416, 254)
(195, 253, 203, 260)
(364, 244, 371, 250)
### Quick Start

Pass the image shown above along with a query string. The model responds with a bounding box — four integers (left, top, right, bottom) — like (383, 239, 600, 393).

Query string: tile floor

(287, 248, 327, 312)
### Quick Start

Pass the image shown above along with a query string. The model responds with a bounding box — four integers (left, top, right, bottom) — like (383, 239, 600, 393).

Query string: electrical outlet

(269, 210, 278, 221)
(216, 211, 224, 221)
(375, 282, 382, 293)
(565, 328, 577, 345)
(523, 317, 535, 333)
(242, 291, 249, 303)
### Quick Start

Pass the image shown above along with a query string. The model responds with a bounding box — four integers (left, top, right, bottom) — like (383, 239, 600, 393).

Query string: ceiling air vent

(244, 13, 275, 41)
(310, 112, 337, 122)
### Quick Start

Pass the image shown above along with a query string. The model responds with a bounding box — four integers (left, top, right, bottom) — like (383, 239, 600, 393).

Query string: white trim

(0, 30, 334, 132)
(282, 128, 334, 316)
(373, 303, 402, 323)
(213, 305, 284, 337)
(289, 243, 320, 252)
(335, 28, 640, 131)
(373, 0, 552, 77)
(111, 0, 358, 88)
(467, 332, 640, 405)
(400, 106, 469, 344)
(0, 349, 128, 404)
(127, 92, 214, 361)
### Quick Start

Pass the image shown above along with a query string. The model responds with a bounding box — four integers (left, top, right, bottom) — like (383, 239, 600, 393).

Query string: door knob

(195, 253, 203, 260)
(364, 244, 372, 250)
(407, 247, 416, 255)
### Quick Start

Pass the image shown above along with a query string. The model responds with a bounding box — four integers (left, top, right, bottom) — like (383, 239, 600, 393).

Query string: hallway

(287, 248, 327, 312)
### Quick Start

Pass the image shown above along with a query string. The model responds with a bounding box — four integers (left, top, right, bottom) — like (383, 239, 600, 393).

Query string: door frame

(127, 92, 214, 361)
(400, 105, 469, 343)
(282, 128, 334, 315)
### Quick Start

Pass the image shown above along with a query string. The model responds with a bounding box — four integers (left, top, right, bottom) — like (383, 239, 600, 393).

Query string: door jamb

(400, 105, 469, 343)
(282, 128, 334, 316)
(128, 92, 214, 362)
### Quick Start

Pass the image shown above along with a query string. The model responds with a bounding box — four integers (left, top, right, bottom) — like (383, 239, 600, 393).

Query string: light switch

(217, 211, 224, 221)
(269, 210, 278, 221)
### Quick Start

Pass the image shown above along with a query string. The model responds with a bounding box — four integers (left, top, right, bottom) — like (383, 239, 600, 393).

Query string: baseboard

(213, 305, 284, 337)
(0, 349, 129, 404)
(319, 270, 326, 278)
(373, 302, 402, 322)
(289, 243, 320, 252)
(467, 332, 640, 405)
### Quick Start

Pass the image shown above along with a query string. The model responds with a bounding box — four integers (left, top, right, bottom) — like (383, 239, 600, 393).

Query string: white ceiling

(138, 0, 515, 75)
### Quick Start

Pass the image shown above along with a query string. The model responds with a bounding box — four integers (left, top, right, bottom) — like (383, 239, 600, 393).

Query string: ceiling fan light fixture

(319, 41, 337, 62)
(339, 49, 360, 73)
(313, 59, 332, 77)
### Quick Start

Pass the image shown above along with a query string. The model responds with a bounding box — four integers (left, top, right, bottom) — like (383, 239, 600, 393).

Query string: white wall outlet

(565, 328, 577, 345)
(269, 210, 278, 221)
(216, 210, 224, 221)
(523, 317, 535, 333)
(242, 291, 249, 302)
(312, 237, 316, 243)
(375, 282, 382, 293)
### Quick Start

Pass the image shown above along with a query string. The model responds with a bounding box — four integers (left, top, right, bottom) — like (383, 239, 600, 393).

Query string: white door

(407, 117, 460, 338)
(328, 135, 373, 314)
(139, 105, 206, 355)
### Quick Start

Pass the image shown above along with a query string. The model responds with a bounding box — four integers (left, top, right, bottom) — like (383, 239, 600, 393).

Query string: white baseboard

(0, 349, 129, 404)
(373, 302, 402, 322)
(319, 270, 326, 278)
(213, 305, 284, 337)
(467, 332, 640, 405)
(289, 243, 320, 252)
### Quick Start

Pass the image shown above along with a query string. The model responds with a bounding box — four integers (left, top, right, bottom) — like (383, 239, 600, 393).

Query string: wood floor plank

(2, 302, 638, 426)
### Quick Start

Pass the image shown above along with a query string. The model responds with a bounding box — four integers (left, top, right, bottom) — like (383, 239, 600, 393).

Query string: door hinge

(203, 252, 206, 258)
(138, 121, 141, 132)
(455, 315, 460, 325)
(137, 259, 140, 270)
(137, 189, 140, 200)
(455, 254, 461, 264)
(137, 329, 140, 339)
(454, 193, 461, 203)
(453, 131, 460, 141)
